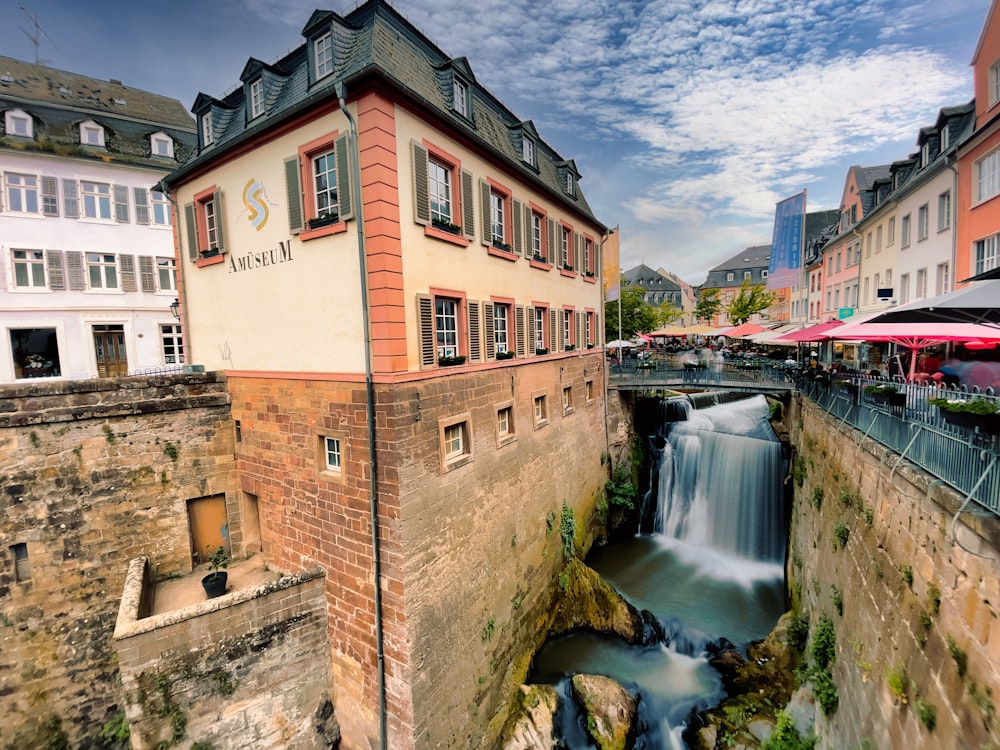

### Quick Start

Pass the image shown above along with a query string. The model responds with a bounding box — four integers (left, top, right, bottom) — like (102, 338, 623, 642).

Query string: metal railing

(608, 356, 1000, 517)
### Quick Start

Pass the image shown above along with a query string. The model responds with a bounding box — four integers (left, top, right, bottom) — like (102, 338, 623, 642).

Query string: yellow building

(162, 3, 607, 748)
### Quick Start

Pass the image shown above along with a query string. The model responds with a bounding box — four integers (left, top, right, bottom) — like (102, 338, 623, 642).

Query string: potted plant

(535, 347, 549, 355)
(431, 218, 462, 235)
(496, 350, 515, 360)
(532, 252, 544, 262)
(864, 384, 898, 403)
(437, 354, 467, 367)
(929, 397, 1000, 434)
(201, 545, 230, 598)
(308, 211, 339, 229)
(492, 239, 513, 253)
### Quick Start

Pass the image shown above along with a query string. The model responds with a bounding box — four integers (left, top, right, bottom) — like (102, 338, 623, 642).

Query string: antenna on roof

(18, 6, 59, 67)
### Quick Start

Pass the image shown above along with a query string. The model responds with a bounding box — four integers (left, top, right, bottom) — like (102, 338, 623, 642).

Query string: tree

(605, 280, 659, 340)
(694, 288, 722, 323)
(726, 278, 776, 325)
(655, 301, 684, 327)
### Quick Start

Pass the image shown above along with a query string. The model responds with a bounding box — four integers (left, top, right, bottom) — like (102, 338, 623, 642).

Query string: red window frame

(430, 287, 468, 359)
(529, 203, 549, 269)
(532, 303, 549, 353)
(487, 177, 514, 259)
(423, 139, 469, 247)
(562, 306, 575, 349)
(194, 185, 225, 267)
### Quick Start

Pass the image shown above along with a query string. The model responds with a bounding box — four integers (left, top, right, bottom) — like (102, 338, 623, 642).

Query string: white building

(1, 57, 196, 381)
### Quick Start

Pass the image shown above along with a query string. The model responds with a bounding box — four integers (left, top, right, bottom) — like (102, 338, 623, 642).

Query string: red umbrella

(775, 319, 844, 343)
(718, 322, 767, 338)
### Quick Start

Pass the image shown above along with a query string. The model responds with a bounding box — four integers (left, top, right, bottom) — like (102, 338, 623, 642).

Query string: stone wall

(114, 557, 335, 750)
(787, 394, 1000, 749)
(227, 351, 610, 749)
(0, 374, 236, 748)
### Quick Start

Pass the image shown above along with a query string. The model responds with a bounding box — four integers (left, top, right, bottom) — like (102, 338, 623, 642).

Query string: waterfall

(647, 395, 786, 563)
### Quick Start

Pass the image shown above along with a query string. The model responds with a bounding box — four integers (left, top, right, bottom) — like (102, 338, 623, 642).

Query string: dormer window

(453, 79, 469, 118)
(150, 132, 174, 158)
(941, 127, 949, 150)
(315, 31, 334, 79)
(920, 142, 930, 168)
(5, 108, 32, 137)
(201, 113, 214, 147)
(564, 171, 575, 196)
(250, 79, 264, 118)
(522, 137, 535, 167)
(80, 120, 105, 147)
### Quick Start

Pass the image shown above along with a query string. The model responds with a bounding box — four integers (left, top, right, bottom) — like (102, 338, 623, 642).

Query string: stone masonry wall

(787, 394, 1000, 749)
(114, 557, 334, 750)
(0, 374, 236, 749)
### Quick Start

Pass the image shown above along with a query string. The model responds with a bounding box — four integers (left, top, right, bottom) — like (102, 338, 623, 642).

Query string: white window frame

(495, 400, 516, 447)
(532, 390, 548, 429)
(901, 214, 911, 248)
(312, 149, 339, 220)
(151, 132, 174, 158)
(81, 181, 113, 220)
(936, 263, 951, 295)
(5, 108, 32, 137)
(938, 191, 951, 231)
(79, 120, 105, 147)
(534, 307, 546, 352)
(531, 213, 543, 260)
(11, 249, 46, 289)
(4, 172, 39, 214)
(454, 79, 469, 117)
(561, 227, 571, 267)
(315, 32, 334, 79)
(562, 385, 574, 414)
(205, 197, 220, 250)
(201, 113, 214, 147)
(86, 253, 118, 290)
(435, 297, 458, 358)
(917, 204, 929, 241)
(726, 272, 734, 282)
(887, 217, 895, 246)
(494, 303, 509, 354)
(991, 59, 1000, 106)
(439, 413, 472, 472)
(157, 257, 177, 291)
(323, 436, 341, 472)
(152, 191, 171, 226)
(490, 189, 506, 245)
(916, 268, 928, 299)
(522, 137, 534, 166)
(161, 324, 185, 364)
(428, 158, 452, 224)
(976, 149, 1000, 203)
(249, 79, 265, 118)
(975, 233, 999, 276)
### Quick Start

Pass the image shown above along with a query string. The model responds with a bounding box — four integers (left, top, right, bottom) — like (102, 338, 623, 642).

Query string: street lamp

(169, 299, 180, 319)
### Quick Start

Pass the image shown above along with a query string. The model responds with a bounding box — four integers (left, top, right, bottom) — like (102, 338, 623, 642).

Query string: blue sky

(1, 0, 991, 285)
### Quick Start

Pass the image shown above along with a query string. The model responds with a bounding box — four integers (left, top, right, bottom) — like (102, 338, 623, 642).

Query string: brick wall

(0, 374, 236, 748)
(228, 351, 609, 749)
(114, 557, 334, 750)
(788, 395, 1000, 749)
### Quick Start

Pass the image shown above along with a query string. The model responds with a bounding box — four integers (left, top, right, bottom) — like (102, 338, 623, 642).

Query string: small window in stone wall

(234, 420, 242, 443)
(12, 543, 30, 582)
(585, 379, 595, 404)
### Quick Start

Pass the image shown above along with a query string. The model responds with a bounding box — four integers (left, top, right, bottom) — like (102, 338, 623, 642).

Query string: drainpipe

(336, 81, 387, 750)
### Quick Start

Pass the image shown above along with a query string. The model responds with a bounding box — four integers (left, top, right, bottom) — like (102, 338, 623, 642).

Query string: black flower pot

(202, 572, 228, 599)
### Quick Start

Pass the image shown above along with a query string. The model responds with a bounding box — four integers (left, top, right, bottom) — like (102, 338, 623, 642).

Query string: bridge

(608, 361, 796, 395)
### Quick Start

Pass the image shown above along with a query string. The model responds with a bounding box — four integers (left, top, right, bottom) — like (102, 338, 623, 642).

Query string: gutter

(336, 80, 388, 750)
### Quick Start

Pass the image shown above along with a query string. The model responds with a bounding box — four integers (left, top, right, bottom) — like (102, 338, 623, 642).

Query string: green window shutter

(284, 156, 303, 233)
(411, 141, 430, 226)
(547, 219, 557, 266)
(549, 308, 557, 351)
(46, 250, 65, 290)
(63, 179, 78, 219)
(114, 185, 130, 223)
(65, 251, 85, 290)
(213, 189, 227, 254)
(484, 302, 495, 360)
(512, 199, 523, 256)
(526, 306, 535, 353)
(417, 294, 435, 368)
(461, 169, 475, 239)
(467, 299, 481, 362)
(335, 132, 354, 222)
(139, 256, 156, 292)
(41, 176, 58, 216)
(479, 179, 491, 246)
(515, 305, 526, 357)
(120, 254, 137, 292)
(184, 202, 199, 261)
(133, 187, 150, 225)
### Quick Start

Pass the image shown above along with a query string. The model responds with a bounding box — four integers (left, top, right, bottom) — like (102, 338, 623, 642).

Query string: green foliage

(864, 507, 874, 526)
(915, 697, 937, 731)
(206, 546, 229, 577)
(838, 487, 853, 506)
(605, 281, 660, 339)
(163, 442, 179, 462)
(511, 533, 517, 548)
(928, 583, 941, 614)
(901, 565, 914, 588)
(929, 397, 999, 414)
(886, 664, 909, 703)
(605, 464, 637, 510)
(946, 635, 968, 677)
(760, 710, 817, 750)
(787, 610, 809, 653)
(833, 521, 849, 549)
(811, 487, 823, 509)
(919, 612, 932, 630)
(545, 510, 556, 535)
(863, 384, 898, 395)
(558, 570, 570, 592)
(29, 431, 41, 449)
(560, 501, 576, 561)
(41, 716, 69, 750)
(190, 744, 216, 750)
(810, 613, 836, 669)
(967, 681, 996, 728)
(511, 595, 522, 610)
(725, 277, 777, 325)
(805, 665, 839, 716)
(768, 400, 782, 421)
(481, 616, 495, 641)
(694, 288, 722, 323)
(103, 424, 116, 444)
(831, 585, 843, 616)
(98, 711, 130, 749)
(792, 455, 807, 487)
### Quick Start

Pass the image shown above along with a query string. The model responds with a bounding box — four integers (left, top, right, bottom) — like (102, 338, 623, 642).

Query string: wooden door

(188, 495, 229, 565)
(93, 325, 127, 377)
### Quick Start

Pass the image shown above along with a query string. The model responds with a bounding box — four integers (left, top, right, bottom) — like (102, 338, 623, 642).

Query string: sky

(1, 0, 992, 286)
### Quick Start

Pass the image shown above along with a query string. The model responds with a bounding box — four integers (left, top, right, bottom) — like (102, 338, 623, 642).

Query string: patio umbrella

(831, 319, 1000, 382)
(776, 319, 844, 343)
(865, 280, 1000, 329)
(960, 266, 1000, 283)
(605, 339, 636, 349)
(718, 322, 767, 338)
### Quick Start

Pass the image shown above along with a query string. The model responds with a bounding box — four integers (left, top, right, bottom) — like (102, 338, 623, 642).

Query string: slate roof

(623, 264, 681, 291)
(0, 55, 196, 168)
(169, 0, 601, 227)
(709, 245, 772, 273)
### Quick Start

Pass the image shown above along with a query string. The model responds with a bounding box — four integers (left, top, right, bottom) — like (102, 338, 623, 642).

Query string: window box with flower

(438, 355, 467, 367)
(496, 350, 515, 360)
(492, 239, 513, 253)
(308, 212, 340, 230)
(432, 218, 462, 236)
(928, 397, 1000, 434)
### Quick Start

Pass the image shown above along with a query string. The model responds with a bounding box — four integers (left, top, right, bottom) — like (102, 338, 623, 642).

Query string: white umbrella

(605, 339, 636, 349)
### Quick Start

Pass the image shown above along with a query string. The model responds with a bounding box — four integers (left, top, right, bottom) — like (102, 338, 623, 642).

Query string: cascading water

(530, 394, 788, 748)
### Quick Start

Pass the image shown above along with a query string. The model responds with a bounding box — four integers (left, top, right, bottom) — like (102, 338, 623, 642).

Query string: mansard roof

(622, 264, 681, 292)
(0, 55, 196, 167)
(172, 0, 601, 227)
(709, 245, 772, 273)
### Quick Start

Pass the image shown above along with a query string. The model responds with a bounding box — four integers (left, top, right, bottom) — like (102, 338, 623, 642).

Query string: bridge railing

(608, 358, 1000, 517)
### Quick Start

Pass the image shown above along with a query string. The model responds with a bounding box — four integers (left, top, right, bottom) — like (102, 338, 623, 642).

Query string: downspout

(336, 81, 387, 750)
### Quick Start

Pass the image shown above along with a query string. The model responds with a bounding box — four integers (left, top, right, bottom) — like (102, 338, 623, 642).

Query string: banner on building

(767, 191, 806, 290)
(602, 226, 620, 302)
